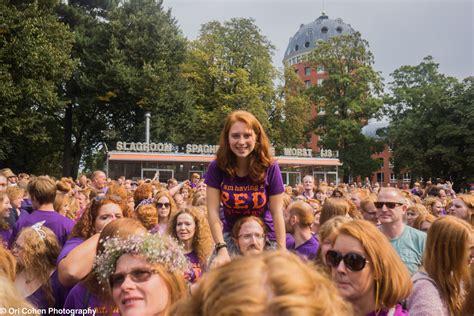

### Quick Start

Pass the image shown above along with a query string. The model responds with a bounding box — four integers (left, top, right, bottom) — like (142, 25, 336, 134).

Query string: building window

(403, 172, 411, 181)
(390, 173, 397, 182)
(317, 79, 324, 86)
(389, 158, 394, 168)
(378, 158, 384, 169)
(305, 80, 311, 89)
(336, 26, 343, 33)
(317, 65, 325, 74)
(295, 44, 299, 51)
(377, 172, 384, 184)
(304, 67, 311, 76)
(321, 26, 328, 33)
(304, 41, 310, 48)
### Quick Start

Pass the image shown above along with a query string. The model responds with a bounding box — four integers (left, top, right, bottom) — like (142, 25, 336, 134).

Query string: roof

(283, 12, 355, 62)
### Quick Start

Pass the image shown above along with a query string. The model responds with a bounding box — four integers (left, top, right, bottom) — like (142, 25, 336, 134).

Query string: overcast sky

(163, 0, 473, 82)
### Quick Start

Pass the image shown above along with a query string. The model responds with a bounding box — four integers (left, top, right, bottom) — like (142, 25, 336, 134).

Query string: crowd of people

(0, 110, 473, 316)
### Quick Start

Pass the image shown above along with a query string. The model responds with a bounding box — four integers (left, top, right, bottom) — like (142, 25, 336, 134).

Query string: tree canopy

(384, 56, 474, 190)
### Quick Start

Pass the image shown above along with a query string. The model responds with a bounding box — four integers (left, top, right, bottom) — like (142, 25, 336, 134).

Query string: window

(304, 41, 310, 48)
(378, 158, 384, 169)
(304, 67, 311, 76)
(317, 79, 324, 86)
(317, 65, 325, 74)
(403, 173, 411, 181)
(321, 26, 328, 33)
(305, 80, 311, 89)
(389, 158, 395, 168)
(377, 172, 384, 184)
(390, 173, 397, 182)
(336, 26, 343, 33)
(295, 44, 299, 51)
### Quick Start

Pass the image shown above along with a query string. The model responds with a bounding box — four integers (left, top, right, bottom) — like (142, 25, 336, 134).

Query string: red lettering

(252, 192, 266, 208)
(221, 192, 231, 208)
(234, 193, 248, 209)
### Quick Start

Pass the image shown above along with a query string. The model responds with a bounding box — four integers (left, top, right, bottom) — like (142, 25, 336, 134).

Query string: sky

(163, 0, 473, 83)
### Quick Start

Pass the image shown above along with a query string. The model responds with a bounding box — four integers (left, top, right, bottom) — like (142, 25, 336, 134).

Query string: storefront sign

(185, 144, 219, 154)
(320, 148, 339, 158)
(283, 148, 313, 157)
(116, 141, 219, 154)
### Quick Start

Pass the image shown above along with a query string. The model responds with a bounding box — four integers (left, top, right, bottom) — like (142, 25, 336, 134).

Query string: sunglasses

(109, 268, 156, 288)
(326, 250, 369, 272)
(156, 202, 170, 209)
(374, 201, 403, 209)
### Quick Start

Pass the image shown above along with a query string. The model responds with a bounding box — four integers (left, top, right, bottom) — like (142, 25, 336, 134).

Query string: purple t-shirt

(1, 228, 12, 248)
(57, 237, 85, 264)
(64, 282, 118, 315)
(185, 251, 202, 284)
(367, 304, 408, 316)
(205, 160, 284, 240)
(10, 210, 75, 248)
(286, 234, 319, 261)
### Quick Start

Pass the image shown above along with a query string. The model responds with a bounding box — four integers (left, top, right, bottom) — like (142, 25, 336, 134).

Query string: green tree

(57, 0, 188, 176)
(182, 18, 277, 143)
(384, 56, 474, 190)
(0, 0, 75, 175)
(270, 66, 312, 149)
(307, 32, 384, 180)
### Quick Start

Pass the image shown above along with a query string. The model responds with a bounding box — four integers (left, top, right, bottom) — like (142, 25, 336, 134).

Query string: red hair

(216, 111, 273, 184)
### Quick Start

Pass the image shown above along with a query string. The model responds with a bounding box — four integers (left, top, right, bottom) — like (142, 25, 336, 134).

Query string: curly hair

(14, 225, 60, 306)
(134, 183, 154, 206)
(168, 207, 213, 266)
(0, 247, 16, 282)
(216, 110, 273, 184)
(70, 197, 123, 239)
(171, 251, 352, 316)
(134, 204, 159, 230)
(106, 184, 131, 218)
(422, 196, 442, 216)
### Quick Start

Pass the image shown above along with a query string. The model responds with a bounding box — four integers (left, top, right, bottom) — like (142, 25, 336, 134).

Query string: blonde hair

(423, 216, 472, 315)
(0, 191, 10, 230)
(0, 247, 16, 282)
(0, 276, 39, 315)
(315, 216, 352, 270)
(423, 196, 442, 216)
(135, 204, 158, 230)
(27, 175, 56, 205)
(457, 194, 474, 225)
(6, 186, 24, 201)
(171, 251, 352, 316)
(336, 220, 412, 310)
(407, 203, 428, 217)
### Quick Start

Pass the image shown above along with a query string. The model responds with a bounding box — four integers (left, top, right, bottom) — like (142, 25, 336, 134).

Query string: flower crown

(94, 233, 191, 287)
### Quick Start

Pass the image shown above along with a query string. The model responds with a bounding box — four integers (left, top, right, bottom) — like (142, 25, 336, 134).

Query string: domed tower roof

(283, 12, 355, 63)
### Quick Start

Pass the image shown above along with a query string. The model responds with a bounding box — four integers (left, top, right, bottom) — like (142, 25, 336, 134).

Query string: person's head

(375, 188, 408, 226)
(166, 178, 178, 190)
(154, 191, 177, 222)
(284, 200, 313, 234)
(191, 191, 206, 207)
(78, 174, 88, 187)
(173, 193, 186, 210)
(413, 212, 436, 232)
(56, 179, 73, 195)
(91, 171, 107, 190)
(423, 216, 473, 315)
(171, 251, 352, 316)
(0, 175, 7, 192)
(95, 234, 189, 316)
(196, 179, 207, 193)
(180, 184, 191, 200)
(406, 203, 428, 227)
(134, 204, 158, 230)
(315, 189, 327, 203)
(6, 186, 24, 209)
(0, 168, 17, 185)
(320, 198, 351, 226)
(0, 191, 11, 222)
(71, 196, 124, 239)
(448, 194, 473, 225)
(359, 197, 378, 225)
(27, 175, 56, 208)
(303, 175, 315, 192)
(327, 220, 412, 312)
(0, 247, 16, 282)
(232, 216, 266, 256)
(133, 184, 154, 206)
(423, 196, 443, 217)
(315, 216, 352, 268)
(191, 173, 201, 184)
(12, 223, 60, 282)
(168, 207, 213, 265)
(216, 110, 272, 184)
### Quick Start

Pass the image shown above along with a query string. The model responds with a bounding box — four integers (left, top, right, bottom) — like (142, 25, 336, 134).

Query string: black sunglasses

(156, 202, 171, 209)
(374, 201, 403, 209)
(326, 250, 369, 272)
(109, 268, 155, 288)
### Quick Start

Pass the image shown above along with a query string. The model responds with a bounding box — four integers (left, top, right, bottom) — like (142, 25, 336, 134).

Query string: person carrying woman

(167, 207, 213, 284)
(94, 231, 189, 316)
(326, 220, 412, 316)
(407, 216, 473, 315)
(205, 110, 285, 267)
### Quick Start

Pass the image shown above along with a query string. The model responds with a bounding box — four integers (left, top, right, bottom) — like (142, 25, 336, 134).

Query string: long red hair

(216, 111, 272, 184)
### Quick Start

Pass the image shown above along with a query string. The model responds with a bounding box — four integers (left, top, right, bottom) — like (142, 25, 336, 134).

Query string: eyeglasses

(238, 233, 265, 241)
(109, 268, 156, 288)
(156, 202, 170, 209)
(326, 250, 369, 272)
(374, 201, 403, 209)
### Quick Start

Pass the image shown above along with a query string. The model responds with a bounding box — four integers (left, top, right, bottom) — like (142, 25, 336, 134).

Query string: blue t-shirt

(387, 225, 426, 275)
(205, 160, 284, 240)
